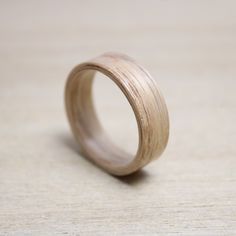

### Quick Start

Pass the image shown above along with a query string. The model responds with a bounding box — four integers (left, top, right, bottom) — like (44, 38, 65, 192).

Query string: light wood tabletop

(0, 1, 235, 235)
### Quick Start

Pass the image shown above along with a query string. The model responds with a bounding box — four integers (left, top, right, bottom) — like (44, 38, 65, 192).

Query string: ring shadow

(57, 132, 150, 186)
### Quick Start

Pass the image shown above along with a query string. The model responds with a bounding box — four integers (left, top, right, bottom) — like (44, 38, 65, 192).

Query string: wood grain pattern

(65, 52, 169, 175)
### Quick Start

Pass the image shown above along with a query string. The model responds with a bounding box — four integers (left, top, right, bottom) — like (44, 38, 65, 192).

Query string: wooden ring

(65, 52, 169, 176)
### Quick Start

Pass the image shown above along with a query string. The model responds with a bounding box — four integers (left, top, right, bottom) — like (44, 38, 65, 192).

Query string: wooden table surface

(0, 1, 235, 235)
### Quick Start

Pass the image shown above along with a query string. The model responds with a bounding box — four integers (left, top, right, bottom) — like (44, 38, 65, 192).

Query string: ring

(65, 52, 169, 176)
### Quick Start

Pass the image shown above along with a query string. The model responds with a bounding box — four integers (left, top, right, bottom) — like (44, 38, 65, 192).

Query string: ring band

(65, 52, 169, 176)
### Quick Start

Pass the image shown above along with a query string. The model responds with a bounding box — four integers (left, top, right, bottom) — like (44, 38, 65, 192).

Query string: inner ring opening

(74, 69, 139, 167)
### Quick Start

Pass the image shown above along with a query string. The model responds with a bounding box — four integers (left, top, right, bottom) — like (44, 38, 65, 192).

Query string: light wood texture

(65, 52, 169, 175)
(0, 0, 236, 235)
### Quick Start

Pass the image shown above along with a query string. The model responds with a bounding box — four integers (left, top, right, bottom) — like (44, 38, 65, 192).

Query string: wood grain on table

(0, 1, 235, 235)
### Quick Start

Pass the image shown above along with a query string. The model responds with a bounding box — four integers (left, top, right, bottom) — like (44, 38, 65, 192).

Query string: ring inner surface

(72, 69, 139, 168)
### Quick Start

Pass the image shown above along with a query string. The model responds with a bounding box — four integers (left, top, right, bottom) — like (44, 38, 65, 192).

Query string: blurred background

(0, 0, 235, 235)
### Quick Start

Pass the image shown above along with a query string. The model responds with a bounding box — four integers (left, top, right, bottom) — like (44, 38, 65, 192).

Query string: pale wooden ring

(65, 52, 169, 176)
